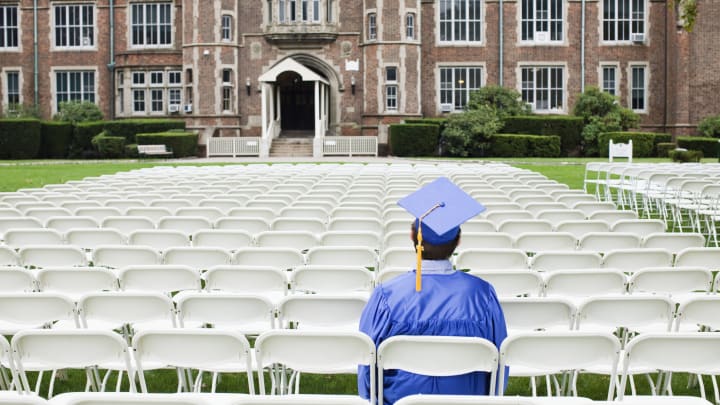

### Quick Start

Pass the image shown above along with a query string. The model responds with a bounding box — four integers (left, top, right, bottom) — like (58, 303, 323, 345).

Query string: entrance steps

(269, 136, 313, 157)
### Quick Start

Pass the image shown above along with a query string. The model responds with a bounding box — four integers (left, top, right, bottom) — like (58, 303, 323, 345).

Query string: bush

(467, 86, 531, 120)
(573, 87, 640, 156)
(91, 132, 126, 158)
(104, 119, 186, 144)
(656, 142, 676, 158)
(0, 118, 42, 159)
(489, 134, 561, 157)
(677, 136, 720, 158)
(389, 124, 439, 157)
(597, 132, 656, 158)
(124, 144, 139, 158)
(53, 101, 103, 123)
(698, 115, 720, 138)
(573, 87, 618, 120)
(70, 121, 105, 158)
(40, 121, 74, 158)
(2, 104, 40, 119)
(670, 149, 703, 162)
(136, 131, 198, 158)
(651, 133, 673, 156)
(502, 116, 584, 156)
(441, 106, 502, 157)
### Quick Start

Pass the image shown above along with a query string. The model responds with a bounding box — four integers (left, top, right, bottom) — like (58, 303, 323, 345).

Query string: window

(133, 90, 145, 112)
(133, 72, 145, 86)
(0, 6, 19, 49)
(151, 89, 163, 112)
(302, 0, 308, 21)
(150, 71, 163, 86)
(630, 64, 646, 111)
(54, 4, 94, 48)
(56, 71, 95, 106)
(268, 0, 273, 23)
(6, 71, 20, 108)
(279, 0, 286, 21)
(131, 3, 172, 46)
(327, 0, 333, 22)
(439, 0, 482, 42)
(368, 13, 377, 40)
(406, 13, 415, 39)
(222, 68, 233, 111)
(168, 70, 181, 107)
(313, 0, 320, 21)
(221, 15, 232, 41)
(290, 0, 297, 21)
(603, 0, 644, 41)
(601, 65, 618, 96)
(521, 0, 562, 41)
(385, 67, 398, 111)
(440, 67, 482, 111)
(521, 66, 564, 112)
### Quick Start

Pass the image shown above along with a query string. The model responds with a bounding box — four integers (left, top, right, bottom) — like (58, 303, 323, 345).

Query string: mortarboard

(397, 177, 486, 292)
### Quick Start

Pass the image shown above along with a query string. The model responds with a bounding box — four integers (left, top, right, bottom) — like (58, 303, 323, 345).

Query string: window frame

(221, 68, 234, 112)
(221, 14, 232, 41)
(53, 69, 97, 113)
(3, 69, 21, 111)
(439, 0, 483, 44)
(599, 63, 620, 96)
(406, 13, 416, 40)
(520, 0, 563, 43)
(385, 66, 399, 112)
(53, 4, 95, 50)
(438, 65, 484, 112)
(367, 12, 377, 41)
(130, 2, 173, 48)
(519, 65, 566, 113)
(0, 5, 19, 50)
(602, 0, 645, 42)
(628, 62, 648, 113)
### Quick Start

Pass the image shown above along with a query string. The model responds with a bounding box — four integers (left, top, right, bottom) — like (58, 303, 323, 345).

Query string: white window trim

(406, 12, 416, 40)
(627, 61, 649, 114)
(149, 71, 164, 87)
(2, 67, 23, 111)
(367, 11, 377, 41)
(516, 62, 568, 114)
(219, 66, 235, 113)
(149, 88, 164, 114)
(436, 63, 486, 113)
(119, 68, 183, 116)
(0, 5, 21, 52)
(436, 0, 486, 46)
(598, 62, 620, 97)
(129, 2, 174, 49)
(383, 64, 399, 113)
(221, 14, 233, 41)
(599, 0, 648, 44)
(51, 4, 97, 51)
(516, 0, 567, 46)
(49, 66, 99, 114)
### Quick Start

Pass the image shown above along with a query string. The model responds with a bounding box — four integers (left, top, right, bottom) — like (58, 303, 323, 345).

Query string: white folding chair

(65, 229, 126, 251)
(92, 245, 161, 270)
(227, 207, 278, 222)
(36, 267, 118, 302)
(461, 219, 497, 233)
(0, 246, 19, 266)
(204, 265, 288, 304)
(45, 217, 99, 233)
(500, 297, 576, 335)
(457, 232, 514, 251)
(0, 267, 36, 293)
(127, 230, 190, 252)
(588, 210, 639, 226)
(3, 229, 64, 249)
(12, 329, 136, 397)
(554, 220, 610, 239)
(255, 231, 321, 251)
(305, 246, 378, 269)
(529, 251, 602, 272)
(641, 232, 706, 255)
(535, 209, 587, 225)
(674, 247, 720, 270)
(290, 265, 374, 296)
(610, 219, 667, 238)
(320, 231, 381, 250)
(498, 331, 620, 400)
(162, 247, 232, 272)
(497, 220, 553, 238)
(674, 295, 720, 332)
(577, 232, 642, 253)
(19, 245, 88, 268)
(514, 232, 577, 254)
(157, 217, 213, 237)
(575, 295, 675, 335)
(543, 269, 627, 302)
(485, 211, 534, 226)
(133, 329, 254, 394)
(175, 207, 225, 222)
(118, 265, 201, 295)
(0, 292, 78, 334)
(278, 207, 329, 222)
(175, 291, 275, 334)
(572, 201, 618, 217)
(73, 207, 124, 224)
(377, 336, 499, 404)
(470, 269, 544, 298)
(191, 229, 253, 251)
(628, 266, 713, 301)
(255, 330, 375, 399)
(24, 208, 73, 224)
(455, 249, 529, 271)
(214, 217, 271, 235)
(233, 248, 305, 271)
(276, 295, 368, 331)
(602, 248, 674, 273)
(78, 291, 176, 335)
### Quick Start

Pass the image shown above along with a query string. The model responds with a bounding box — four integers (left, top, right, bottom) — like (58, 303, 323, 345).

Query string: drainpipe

(499, 0, 504, 86)
(581, 0, 586, 92)
(663, 1, 668, 134)
(107, 0, 116, 119)
(33, 0, 38, 108)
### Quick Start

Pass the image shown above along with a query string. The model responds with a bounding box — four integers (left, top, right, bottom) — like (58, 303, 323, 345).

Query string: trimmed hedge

(40, 121, 74, 158)
(597, 132, 656, 158)
(651, 133, 672, 156)
(656, 142, 676, 158)
(670, 149, 704, 162)
(136, 131, 198, 158)
(489, 134, 561, 157)
(104, 119, 186, 143)
(389, 124, 439, 157)
(403, 118, 448, 131)
(502, 116, 584, 156)
(0, 118, 42, 159)
(91, 133, 126, 158)
(677, 136, 720, 158)
(71, 121, 105, 157)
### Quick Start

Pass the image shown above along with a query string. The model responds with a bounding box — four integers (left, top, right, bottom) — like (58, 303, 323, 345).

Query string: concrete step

(269, 138, 313, 157)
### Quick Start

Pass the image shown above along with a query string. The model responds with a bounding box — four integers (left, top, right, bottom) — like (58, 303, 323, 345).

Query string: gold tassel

(416, 221, 424, 292)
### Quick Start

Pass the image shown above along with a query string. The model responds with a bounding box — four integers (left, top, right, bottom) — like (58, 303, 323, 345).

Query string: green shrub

(91, 132, 126, 158)
(441, 106, 502, 157)
(489, 134, 561, 157)
(573, 87, 640, 156)
(670, 149, 703, 162)
(124, 144, 139, 158)
(403, 118, 448, 134)
(651, 133, 673, 156)
(389, 124, 439, 157)
(502, 116, 583, 156)
(53, 101, 103, 123)
(677, 136, 720, 158)
(698, 115, 720, 138)
(0, 118, 42, 159)
(656, 142, 677, 158)
(597, 132, 655, 158)
(2, 103, 40, 119)
(40, 121, 74, 158)
(467, 86, 531, 120)
(136, 131, 198, 158)
(573, 87, 618, 120)
(70, 121, 105, 158)
(104, 119, 186, 143)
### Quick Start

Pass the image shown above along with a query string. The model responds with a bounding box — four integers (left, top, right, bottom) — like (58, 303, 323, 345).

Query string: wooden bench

(137, 144, 173, 158)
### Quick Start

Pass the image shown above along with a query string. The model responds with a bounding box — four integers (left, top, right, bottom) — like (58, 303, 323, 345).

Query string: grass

(1, 158, 716, 400)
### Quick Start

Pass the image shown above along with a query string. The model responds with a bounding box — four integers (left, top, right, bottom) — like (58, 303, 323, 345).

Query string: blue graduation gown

(358, 260, 508, 405)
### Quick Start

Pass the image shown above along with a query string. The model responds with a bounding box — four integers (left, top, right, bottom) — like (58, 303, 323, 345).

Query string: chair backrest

(674, 247, 720, 270)
(45, 216, 99, 233)
(674, 295, 720, 332)
(455, 249, 529, 271)
(276, 295, 368, 331)
(191, 229, 253, 251)
(92, 245, 161, 269)
(329, 218, 383, 234)
(535, 209, 587, 225)
(577, 232, 641, 253)
(77, 291, 176, 330)
(321, 231, 381, 250)
(377, 335, 499, 404)
(497, 220, 553, 238)
(513, 232, 577, 254)
(641, 232, 705, 254)
(305, 246, 378, 268)
(36, 267, 118, 301)
(609, 139, 632, 162)
(610, 219, 666, 238)
(133, 329, 254, 394)
(73, 207, 124, 223)
(3, 229, 64, 249)
(227, 207, 277, 222)
(175, 207, 224, 222)
(575, 295, 675, 334)
(469, 270, 543, 298)
(214, 217, 271, 235)
(0, 267, 36, 293)
(101, 216, 155, 236)
(162, 247, 232, 271)
(0, 292, 78, 333)
(19, 245, 88, 268)
(118, 265, 201, 295)
(602, 248, 673, 273)
(127, 230, 190, 251)
(628, 266, 713, 296)
(587, 210, 638, 226)
(254, 329, 375, 399)
(233, 247, 305, 270)
(65, 228, 126, 251)
(290, 265, 374, 295)
(529, 251, 602, 272)
(204, 265, 288, 302)
(255, 231, 321, 251)
(175, 291, 275, 333)
(499, 297, 576, 334)
(270, 218, 327, 234)
(543, 269, 627, 299)
(157, 216, 213, 236)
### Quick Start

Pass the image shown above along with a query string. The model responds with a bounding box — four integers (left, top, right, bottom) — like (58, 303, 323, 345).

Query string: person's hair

(410, 223, 461, 260)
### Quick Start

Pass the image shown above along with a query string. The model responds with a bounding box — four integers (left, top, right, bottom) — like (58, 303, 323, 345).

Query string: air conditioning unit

(440, 103, 454, 113)
(168, 104, 180, 113)
(534, 31, 550, 42)
(630, 33, 645, 43)
(183, 104, 193, 113)
(82, 36, 91, 46)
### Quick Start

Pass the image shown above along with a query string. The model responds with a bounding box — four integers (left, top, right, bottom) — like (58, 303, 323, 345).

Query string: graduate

(358, 177, 508, 405)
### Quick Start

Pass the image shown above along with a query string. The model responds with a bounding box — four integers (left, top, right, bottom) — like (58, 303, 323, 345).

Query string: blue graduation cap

(397, 177, 485, 291)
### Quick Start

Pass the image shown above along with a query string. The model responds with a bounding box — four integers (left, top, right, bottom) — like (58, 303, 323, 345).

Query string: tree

(53, 101, 103, 123)
(573, 87, 639, 156)
(466, 86, 531, 120)
(441, 106, 503, 157)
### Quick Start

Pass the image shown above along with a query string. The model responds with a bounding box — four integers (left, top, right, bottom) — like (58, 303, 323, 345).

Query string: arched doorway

(277, 71, 315, 132)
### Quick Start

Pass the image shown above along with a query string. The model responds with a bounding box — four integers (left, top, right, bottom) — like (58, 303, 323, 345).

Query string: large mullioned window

(439, 0, 482, 43)
(440, 67, 482, 111)
(521, 66, 564, 112)
(521, 0, 562, 42)
(630, 64, 647, 112)
(54, 4, 94, 48)
(0, 6, 19, 49)
(603, 0, 644, 41)
(131, 3, 172, 46)
(56, 71, 95, 106)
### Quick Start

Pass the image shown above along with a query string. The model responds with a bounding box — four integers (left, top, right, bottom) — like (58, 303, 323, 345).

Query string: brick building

(0, 0, 718, 155)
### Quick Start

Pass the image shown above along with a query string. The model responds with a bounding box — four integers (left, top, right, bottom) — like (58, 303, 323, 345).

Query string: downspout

(107, 0, 116, 120)
(499, 0, 504, 86)
(663, 1, 668, 133)
(581, 0, 586, 92)
(33, 0, 38, 108)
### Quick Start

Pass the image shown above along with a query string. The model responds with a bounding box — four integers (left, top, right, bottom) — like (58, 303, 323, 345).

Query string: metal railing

(322, 136, 378, 157)
(206, 137, 261, 157)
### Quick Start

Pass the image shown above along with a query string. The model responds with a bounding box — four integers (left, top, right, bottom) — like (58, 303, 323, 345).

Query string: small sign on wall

(345, 59, 359, 71)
